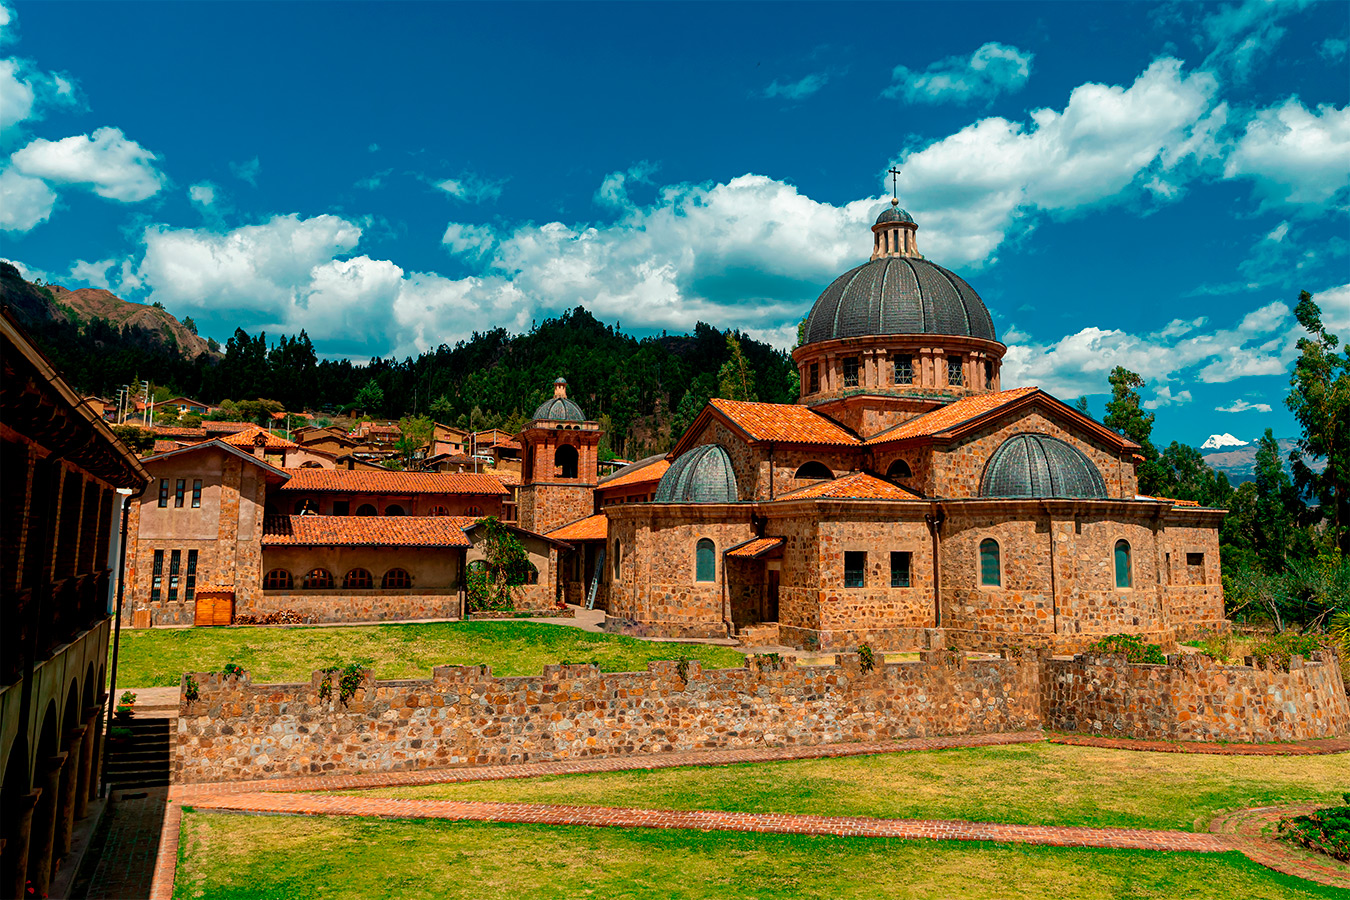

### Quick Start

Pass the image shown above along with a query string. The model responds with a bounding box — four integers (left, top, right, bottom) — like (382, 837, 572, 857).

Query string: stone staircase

(737, 622, 781, 648)
(105, 716, 172, 789)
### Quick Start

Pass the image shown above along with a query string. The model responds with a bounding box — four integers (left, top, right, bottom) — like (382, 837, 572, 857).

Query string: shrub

(465, 517, 537, 613)
(184, 674, 199, 703)
(753, 652, 785, 671)
(221, 662, 245, 679)
(857, 643, 876, 674)
(1088, 634, 1166, 664)
(1279, 793, 1350, 861)
(1187, 629, 1234, 664)
(318, 657, 371, 706)
(1250, 631, 1327, 671)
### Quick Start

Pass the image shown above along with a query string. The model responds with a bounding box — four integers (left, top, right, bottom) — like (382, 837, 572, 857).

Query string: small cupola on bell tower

(872, 166, 921, 261)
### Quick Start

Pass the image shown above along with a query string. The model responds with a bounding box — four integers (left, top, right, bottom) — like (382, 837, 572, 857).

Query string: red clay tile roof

(599, 457, 670, 490)
(777, 471, 923, 501)
(725, 537, 785, 559)
(201, 421, 257, 434)
(276, 468, 508, 495)
(486, 468, 521, 486)
(153, 426, 208, 439)
(1136, 494, 1202, 507)
(708, 398, 860, 446)
(220, 426, 299, 449)
(865, 388, 1039, 444)
(262, 515, 477, 547)
(544, 513, 608, 542)
(151, 440, 179, 453)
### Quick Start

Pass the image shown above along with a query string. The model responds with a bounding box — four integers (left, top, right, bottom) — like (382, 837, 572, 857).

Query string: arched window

(979, 539, 1000, 587)
(356, 503, 377, 515)
(795, 461, 833, 481)
(302, 568, 333, 589)
(263, 569, 293, 590)
(1114, 540, 1132, 589)
(695, 538, 715, 582)
(466, 505, 483, 517)
(384, 504, 405, 516)
(383, 568, 412, 589)
(428, 505, 450, 517)
(344, 568, 373, 589)
(300, 460, 322, 468)
(555, 444, 579, 479)
(886, 459, 913, 480)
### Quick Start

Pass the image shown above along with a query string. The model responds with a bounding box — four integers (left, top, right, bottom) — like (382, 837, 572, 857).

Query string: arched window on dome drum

(842, 357, 860, 388)
(384, 504, 404, 516)
(1115, 540, 1132, 589)
(893, 354, 914, 385)
(383, 568, 412, 589)
(887, 459, 913, 481)
(795, 461, 833, 481)
(979, 539, 1000, 587)
(263, 569, 292, 590)
(947, 357, 964, 387)
(985, 361, 995, 390)
(808, 363, 820, 394)
(356, 503, 377, 516)
(344, 568, 373, 589)
(556, 444, 579, 479)
(302, 568, 333, 590)
(695, 539, 716, 582)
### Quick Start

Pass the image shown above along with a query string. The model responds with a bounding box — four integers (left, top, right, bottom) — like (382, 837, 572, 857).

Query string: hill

(1200, 438, 1324, 485)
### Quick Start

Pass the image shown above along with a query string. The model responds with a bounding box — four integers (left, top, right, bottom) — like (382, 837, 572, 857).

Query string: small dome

(533, 397, 587, 421)
(655, 444, 739, 503)
(875, 205, 914, 225)
(979, 433, 1108, 499)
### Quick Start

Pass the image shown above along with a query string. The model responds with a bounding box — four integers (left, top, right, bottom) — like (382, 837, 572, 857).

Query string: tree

(1103, 366, 1166, 495)
(429, 394, 456, 422)
(111, 425, 155, 455)
(715, 334, 757, 402)
(1253, 428, 1300, 571)
(395, 415, 435, 463)
(1286, 290, 1350, 554)
(183, 316, 198, 335)
(1074, 397, 1090, 414)
(352, 378, 384, 414)
(234, 398, 284, 425)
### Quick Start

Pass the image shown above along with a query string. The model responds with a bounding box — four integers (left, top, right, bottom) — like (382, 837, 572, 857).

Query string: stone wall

(1043, 651, 1350, 743)
(248, 589, 462, 623)
(174, 650, 1040, 784)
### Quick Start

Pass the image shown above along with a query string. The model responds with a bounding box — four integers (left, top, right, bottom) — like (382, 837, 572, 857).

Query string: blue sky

(1, 1, 1346, 446)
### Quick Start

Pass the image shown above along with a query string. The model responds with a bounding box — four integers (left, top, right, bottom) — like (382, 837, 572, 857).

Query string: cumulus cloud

(885, 42, 1033, 106)
(0, 164, 55, 230)
(0, 4, 78, 139)
(0, 256, 48, 282)
(441, 222, 495, 257)
(69, 258, 114, 289)
(595, 161, 657, 208)
(436, 172, 504, 204)
(10, 126, 165, 201)
(1201, 0, 1313, 80)
(1142, 385, 1193, 409)
(1216, 399, 1274, 413)
(763, 72, 829, 101)
(1223, 99, 1350, 207)
(188, 182, 216, 207)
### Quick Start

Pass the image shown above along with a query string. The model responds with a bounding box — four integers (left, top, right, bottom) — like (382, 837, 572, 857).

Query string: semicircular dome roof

(875, 205, 914, 225)
(532, 396, 587, 422)
(979, 433, 1108, 500)
(654, 444, 739, 503)
(803, 256, 996, 344)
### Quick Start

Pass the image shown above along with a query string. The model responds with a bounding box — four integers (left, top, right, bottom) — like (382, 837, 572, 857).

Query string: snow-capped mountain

(1200, 433, 1249, 450)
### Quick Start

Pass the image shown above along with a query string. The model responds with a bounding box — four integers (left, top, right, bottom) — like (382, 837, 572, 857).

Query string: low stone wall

(247, 589, 461, 624)
(1042, 650, 1350, 743)
(174, 650, 1040, 784)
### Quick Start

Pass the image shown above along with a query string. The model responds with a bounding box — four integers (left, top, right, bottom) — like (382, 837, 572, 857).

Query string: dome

(802, 256, 997, 344)
(533, 396, 586, 421)
(875, 205, 914, 225)
(654, 444, 739, 503)
(979, 433, 1108, 500)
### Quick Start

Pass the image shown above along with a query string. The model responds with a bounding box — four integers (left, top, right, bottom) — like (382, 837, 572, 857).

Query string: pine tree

(1253, 428, 1298, 571)
(1286, 290, 1349, 553)
(1103, 366, 1165, 495)
(715, 334, 757, 402)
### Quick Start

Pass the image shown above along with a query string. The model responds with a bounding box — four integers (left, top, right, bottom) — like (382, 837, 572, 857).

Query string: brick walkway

(1048, 733, 1350, 756)
(83, 789, 171, 900)
(1210, 805, 1350, 890)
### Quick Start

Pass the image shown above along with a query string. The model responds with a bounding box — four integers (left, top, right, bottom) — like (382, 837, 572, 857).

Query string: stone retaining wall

(1042, 650, 1350, 743)
(174, 650, 1040, 784)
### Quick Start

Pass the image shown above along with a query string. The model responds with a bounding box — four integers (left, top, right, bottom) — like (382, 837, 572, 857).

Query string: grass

(172, 811, 1342, 900)
(356, 742, 1350, 833)
(114, 621, 745, 687)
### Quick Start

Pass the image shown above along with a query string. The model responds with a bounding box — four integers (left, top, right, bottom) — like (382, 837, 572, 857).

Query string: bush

(1087, 634, 1166, 664)
(1249, 631, 1327, 670)
(857, 644, 876, 673)
(1184, 630, 1234, 664)
(1279, 793, 1350, 861)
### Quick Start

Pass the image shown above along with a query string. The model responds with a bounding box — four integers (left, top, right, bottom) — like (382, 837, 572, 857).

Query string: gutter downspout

(101, 483, 143, 798)
(925, 504, 945, 628)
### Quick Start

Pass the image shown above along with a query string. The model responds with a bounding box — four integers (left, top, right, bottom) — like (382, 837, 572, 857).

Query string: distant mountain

(1200, 437, 1324, 485)
(1201, 433, 1249, 450)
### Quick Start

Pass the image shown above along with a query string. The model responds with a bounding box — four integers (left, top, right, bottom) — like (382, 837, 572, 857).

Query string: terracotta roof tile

(277, 468, 508, 495)
(777, 471, 923, 501)
(201, 421, 257, 434)
(544, 513, 608, 542)
(725, 537, 785, 559)
(599, 457, 670, 489)
(262, 515, 476, 547)
(153, 426, 207, 439)
(709, 399, 860, 446)
(1136, 494, 1202, 507)
(220, 425, 299, 449)
(151, 439, 179, 453)
(865, 388, 1039, 444)
(487, 468, 521, 486)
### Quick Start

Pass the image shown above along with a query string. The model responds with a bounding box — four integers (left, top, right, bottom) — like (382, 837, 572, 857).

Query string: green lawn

(356, 742, 1350, 833)
(115, 621, 745, 687)
(172, 812, 1340, 900)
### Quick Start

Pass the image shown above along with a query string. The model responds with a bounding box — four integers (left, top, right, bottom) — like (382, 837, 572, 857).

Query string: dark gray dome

(979, 433, 1108, 500)
(655, 444, 739, 503)
(533, 397, 587, 421)
(875, 205, 914, 225)
(803, 256, 996, 344)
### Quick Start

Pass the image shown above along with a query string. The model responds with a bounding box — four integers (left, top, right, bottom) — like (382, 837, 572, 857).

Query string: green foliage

(353, 377, 385, 414)
(233, 398, 284, 425)
(207, 336, 220, 352)
(184, 674, 200, 702)
(715, 334, 757, 402)
(1087, 634, 1166, 664)
(180, 413, 202, 427)
(1185, 630, 1234, 664)
(465, 517, 537, 613)
(183, 315, 198, 335)
(395, 414, 435, 461)
(317, 657, 372, 706)
(120, 690, 137, 705)
(856, 643, 876, 673)
(221, 661, 245, 679)
(108, 726, 132, 741)
(1279, 794, 1350, 861)
(111, 424, 155, 454)
(1249, 631, 1327, 670)
(1103, 367, 1166, 495)
(752, 652, 785, 671)
(676, 656, 692, 683)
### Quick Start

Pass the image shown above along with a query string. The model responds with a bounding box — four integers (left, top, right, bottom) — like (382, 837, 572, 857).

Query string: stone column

(75, 707, 101, 817)
(55, 726, 86, 857)
(1, 789, 40, 900)
(26, 752, 66, 899)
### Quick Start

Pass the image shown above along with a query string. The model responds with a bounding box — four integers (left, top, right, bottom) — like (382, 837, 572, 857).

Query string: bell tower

(517, 378, 603, 534)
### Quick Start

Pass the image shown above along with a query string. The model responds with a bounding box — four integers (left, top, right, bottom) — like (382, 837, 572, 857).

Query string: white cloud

(1, 256, 48, 282)
(1223, 99, 1350, 206)
(436, 173, 504, 204)
(355, 168, 392, 191)
(1320, 38, 1348, 62)
(595, 161, 657, 208)
(885, 42, 1033, 106)
(0, 164, 55, 231)
(1142, 385, 1193, 409)
(1202, 0, 1313, 80)
(69, 258, 114, 289)
(230, 157, 260, 185)
(763, 72, 829, 101)
(11, 126, 165, 201)
(441, 222, 495, 257)
(0, 3, 78, 139)
(893, 58, 1221, 266)
(188, 182, 216, 207)
(1216, 399, 1274, 412)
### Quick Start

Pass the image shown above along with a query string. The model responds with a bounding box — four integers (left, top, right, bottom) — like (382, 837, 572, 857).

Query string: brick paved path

(83, 789, 171, 900)
(1048, 733, 1350, 755)
(1210, 805, 1350, 890)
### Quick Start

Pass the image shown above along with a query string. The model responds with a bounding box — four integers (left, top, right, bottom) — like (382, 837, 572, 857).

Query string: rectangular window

(890, 551, 911, 588)
(1186, 552, 1205, 585)
(175, 479, 186, 508)
(151, 549, 164, 602)
(808, 363, 820, 393)
(893, 354, 914, 385)
(332, 500, 349, 516)
(191, 479, 202, 508)
(947, 356, 964, 387)
(842, 357, 860, 388)
(168, 549, 181, 602)
(158, 479, 169, 508)
(185, 549, 198, 601)
(844, 551, 866, 588)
